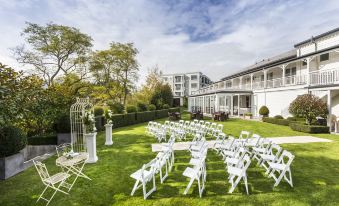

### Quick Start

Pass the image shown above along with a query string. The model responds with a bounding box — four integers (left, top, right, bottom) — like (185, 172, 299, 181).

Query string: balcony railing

(309, 68, 339, 85)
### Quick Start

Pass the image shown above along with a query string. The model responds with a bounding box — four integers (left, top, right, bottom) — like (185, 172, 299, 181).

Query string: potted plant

(82, 110, 98, 163)
(259, 106, 270, 120)
(104, 109, 113, 146)
(0, 126, 27, 179)
(244, 113, 253, 120)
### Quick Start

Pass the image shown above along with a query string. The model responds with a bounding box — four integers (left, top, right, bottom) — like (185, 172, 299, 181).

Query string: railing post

(263, 70, 267, 88)
(250, 73, 253, 90)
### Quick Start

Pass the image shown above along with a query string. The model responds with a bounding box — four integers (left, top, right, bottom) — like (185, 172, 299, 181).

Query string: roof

(220, 50, 297, 81)
(294, 27, 339, 47)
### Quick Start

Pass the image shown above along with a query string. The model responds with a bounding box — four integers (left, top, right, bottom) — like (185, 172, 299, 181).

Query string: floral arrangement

(105, 109, 113, 125)
(82, 110, 97, 133)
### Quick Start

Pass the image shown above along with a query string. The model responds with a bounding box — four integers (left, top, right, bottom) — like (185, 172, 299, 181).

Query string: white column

(85, 132, 98, 163)
(327, 90, 332, 127)
(264, 70, 267, 88)
(250, 74, 254, 90)
(105, 124, 113, 145)
(215, 94, 219, 112)
(239, 76, 243, 89)
(306, 57, 311, 85)
(231, 95, 234, 116)
(238, 94, 241, 117)
(282, 65, 286, 86)
(202, 96, 205, 113)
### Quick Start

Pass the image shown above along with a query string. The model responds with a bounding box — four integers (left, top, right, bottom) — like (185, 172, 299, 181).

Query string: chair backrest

(278, 150, 295, 167)
(179, 120, 184, 125)
(33, 158, 50, 182)
(199, 120, 204, 125)
(56, 143, 72, 157)
(164, 121, 170, 127)
(241, 154, 252, 172)
(270, 144, 283, 159)
(210, 123, 217, 129)
(239, 131, 250, 139)
(141, 158, 157, 180)
(193, 119, 199, 124)
(204, 122, 211, 128)
(217, 124, 223, 131)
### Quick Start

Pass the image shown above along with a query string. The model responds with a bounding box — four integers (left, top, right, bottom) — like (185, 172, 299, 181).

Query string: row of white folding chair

(130, 135, 176, 199)
(145, 121, 158, 136)
(183, 139, 208, 197)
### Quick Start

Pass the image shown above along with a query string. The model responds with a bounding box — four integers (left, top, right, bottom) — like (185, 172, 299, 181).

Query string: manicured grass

(1, 117, 339, 206)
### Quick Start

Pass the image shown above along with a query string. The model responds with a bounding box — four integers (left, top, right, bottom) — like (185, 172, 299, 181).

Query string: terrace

(1, 115, 338, 206)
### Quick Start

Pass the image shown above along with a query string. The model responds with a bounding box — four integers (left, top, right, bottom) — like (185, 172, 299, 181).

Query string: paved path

(151, 136, 332, 152)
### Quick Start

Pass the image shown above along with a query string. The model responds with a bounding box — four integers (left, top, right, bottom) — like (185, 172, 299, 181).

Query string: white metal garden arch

(70, 97, 93, 152)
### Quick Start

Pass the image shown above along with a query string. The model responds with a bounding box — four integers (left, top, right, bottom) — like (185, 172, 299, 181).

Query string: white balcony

(309, 68, 339, 86)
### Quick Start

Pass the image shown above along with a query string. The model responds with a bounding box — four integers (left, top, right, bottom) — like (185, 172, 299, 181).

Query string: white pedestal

(105, 124, 113, 145)
(85, 132, 98, 163)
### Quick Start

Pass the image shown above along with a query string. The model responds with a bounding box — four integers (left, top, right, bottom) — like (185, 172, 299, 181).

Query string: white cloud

(1, 0, 339, 84)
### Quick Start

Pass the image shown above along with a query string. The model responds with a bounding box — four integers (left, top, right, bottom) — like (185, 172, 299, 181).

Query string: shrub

(94, 106, 104, 116)
(150, 83, 173, 109)
(107, 101, 124, 114)
(244, 113, 253, 116)
(136, 111, 155, 123)
(162, 104, 170, 109)
(263, 117, 290, 126)
(125, 113, 137, 124)
(286, 117, 297, 122)
(289, 122, 329, 133)
(156, 109, 169, 118)
(259, 106, 269, 117)
(126, 105, 137, 113)
(0, 126, 27, 157)
(289, 94, 328, 125)
(137, 102, 148, 112)
(95, 116, 105, 131)
(274, 115, 284, 119)
(55, 114, 71, 133)
(148, 104, 156, 111)
(110, 114, 125, 128)
(27, 134, 57, 145)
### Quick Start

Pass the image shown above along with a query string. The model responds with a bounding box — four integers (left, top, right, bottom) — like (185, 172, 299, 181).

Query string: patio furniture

(33, 157, 72, 206)
(130, 158, 157, 199)
(227, 154, 251, 195)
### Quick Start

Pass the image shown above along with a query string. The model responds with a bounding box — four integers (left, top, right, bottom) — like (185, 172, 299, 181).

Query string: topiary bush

(289, 122, 329, 133)
(263, 117, 290, 126)
(94, 106, 104, 116)
(259, 106, 269, 117)
(0, 126, 27, 157)
(107, 101, 125, 114)
(148, 104, 156, 111)
(137, 102, 148, 112)
(126, 105, 137, 113)
(162, 104, 170, 109)
(274, 115, 284, 119)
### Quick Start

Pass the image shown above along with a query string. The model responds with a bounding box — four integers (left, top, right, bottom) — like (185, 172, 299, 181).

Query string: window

(191, 75, 198, 80)
(175, 76, 182, 82)
(286, 67, 296, 76)
(163, 77, 168, 81)
(226, 82, 232, 88)
(320, 53, 329, 62)
(245, 96, 250, 108)
(175, 92, 181, 96)
(302, 61, 307, 66)
(175, 84, 181, 90)
(260, 75, 264, 81)
(267, 72, 273, 80)
(191, 83, 197, 88)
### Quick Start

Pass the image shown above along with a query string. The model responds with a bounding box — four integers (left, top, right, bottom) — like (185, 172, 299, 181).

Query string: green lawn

(1, 117, 339, 206)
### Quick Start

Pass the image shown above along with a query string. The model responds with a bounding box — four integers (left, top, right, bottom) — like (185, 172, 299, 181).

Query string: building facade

(162, 72, 212, 106)
(188, 27, 339, 130)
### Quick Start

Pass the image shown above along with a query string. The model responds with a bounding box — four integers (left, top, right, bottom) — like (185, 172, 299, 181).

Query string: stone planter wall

(0, 153, 24, 180)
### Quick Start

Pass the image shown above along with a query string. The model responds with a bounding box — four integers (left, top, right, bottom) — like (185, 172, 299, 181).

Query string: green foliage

(259, 106, 270, 116)
(126, 105, 137, 113)
(94, 106, 104, 116)
(0, 126, 27, 157)
(148, 104, 156, 111)
(289, 94, 328, 125)
(14, 22, 93, 86)
(155, 109, 169, 118)
(27, 134, 57, 145)
(136, 111, 155, 123)
(55, 114, 71, 133)
(289, 122, 329, 133)
(107, 101, 124, 114)
(110, 114, 126, 128)
(162, 104, 170, 109)
(137, 102, 148, 112)
(274, 115, 284, 119)
(287, 117, 297, 121)
(244, 113, 253, 116)
(150, 83, 173, 109)
(183, 96, 188, 108)
(263, 117, 290, 126)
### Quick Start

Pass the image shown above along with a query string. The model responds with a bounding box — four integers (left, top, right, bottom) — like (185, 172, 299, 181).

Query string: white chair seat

(253, 147, 265, 153)
(223, 150, 236, 157)
(261, 154, 275, 161)
(130, 169, 153, 181)
(267, 162, 286, 171)
(183, 167, 197, 179)
(45, 172, 70, 185)
(227, 166, 242, 176)
(225, 157, 239, 165)
(189, 158, 201, 166)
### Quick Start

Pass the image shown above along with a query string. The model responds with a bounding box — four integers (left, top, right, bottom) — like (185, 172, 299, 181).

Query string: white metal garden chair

(213, 132, 227, 151)
(267, 150, 294, 188)
(259, 143, 283, 173)
(227, 154, 251, 195)
(33, 157, 72, 206)
(252, 138, 272, 163)
(130, 158, 157, 199)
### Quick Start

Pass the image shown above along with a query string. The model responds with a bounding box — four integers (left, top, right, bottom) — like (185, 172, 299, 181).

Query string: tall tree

(13, 22, 93, 86)
(90, 42, 139, 105)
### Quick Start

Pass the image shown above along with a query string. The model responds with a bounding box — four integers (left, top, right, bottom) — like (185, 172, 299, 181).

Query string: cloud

(1, 0, 339, 84)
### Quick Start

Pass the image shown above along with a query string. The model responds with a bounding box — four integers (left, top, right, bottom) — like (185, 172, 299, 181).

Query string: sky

(1, 0, 339, 84)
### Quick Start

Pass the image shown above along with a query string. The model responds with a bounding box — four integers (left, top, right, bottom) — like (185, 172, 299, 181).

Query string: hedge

(95, 116, 105, 131)
(155, 109, 169, 118)
(137, 111, 156, 123)
(289, 122, 329, 133)
(0, 126, 27, 157)
(263, 117, 290, 126)
(27, 134, 57, 145)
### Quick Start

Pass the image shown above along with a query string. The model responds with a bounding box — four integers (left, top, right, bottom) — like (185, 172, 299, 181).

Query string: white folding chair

(33, 157, 72, 206)
(155, 125, 167, 142)
(244, 134, 261, 148)
(267, 150, 294, 188)
(183, 156, 206, 197)
(130, 158, 157, 199)
(239, 131, 250, 142)
(252, 138, 272, 162)
(199, 120, 204, 125)
(154, 152, 169, 183)
(208, 123, 217, 136)
(227, 154, 251, 195)
(213, 132, 227, 151)
(212, 124, 224, 137)
(260, 143, 283, 173)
